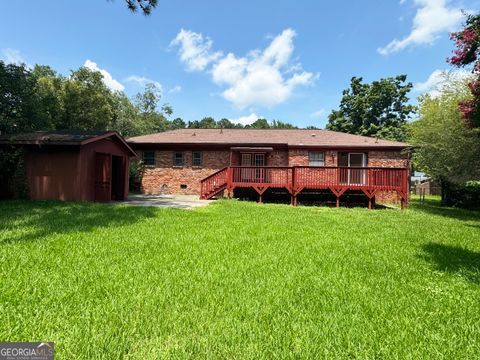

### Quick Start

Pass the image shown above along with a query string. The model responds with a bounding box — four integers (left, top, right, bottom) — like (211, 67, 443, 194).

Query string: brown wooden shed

(0, 131, 137, 202)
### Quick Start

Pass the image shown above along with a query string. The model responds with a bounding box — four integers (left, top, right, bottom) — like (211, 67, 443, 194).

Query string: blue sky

(1, 0, 479, 127)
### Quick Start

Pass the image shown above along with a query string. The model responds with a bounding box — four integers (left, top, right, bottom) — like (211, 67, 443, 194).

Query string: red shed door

(94, 152, 112, 202)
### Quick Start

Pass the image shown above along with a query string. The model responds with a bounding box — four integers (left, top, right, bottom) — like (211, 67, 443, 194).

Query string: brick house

(127, 129, 411, 207)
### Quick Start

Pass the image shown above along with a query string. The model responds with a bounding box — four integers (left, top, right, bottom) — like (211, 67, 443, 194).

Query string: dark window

(192, 151, 202, 166)
(143, 151, 155, 166)
(254, 154, 265, 166)
(308, 151, 324, 166)
(180, 184, 188, 189)
(174, 152, 184, 166)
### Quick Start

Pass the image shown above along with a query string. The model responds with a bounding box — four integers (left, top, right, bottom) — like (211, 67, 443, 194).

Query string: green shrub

(442, 180, 480, 209)
(128, 159, 144, 192)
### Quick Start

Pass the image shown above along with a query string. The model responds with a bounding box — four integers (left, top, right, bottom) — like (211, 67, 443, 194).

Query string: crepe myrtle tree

(448, 13, 480, 128)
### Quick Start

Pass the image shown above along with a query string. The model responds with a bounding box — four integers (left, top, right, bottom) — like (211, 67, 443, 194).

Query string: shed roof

(127, 129, 409, 149)
(0, 130, 137, 156)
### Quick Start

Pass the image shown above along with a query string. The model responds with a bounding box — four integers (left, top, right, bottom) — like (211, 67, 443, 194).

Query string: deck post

(293, 195, 297, 207)
(401, 198, 405, 210)
(368, 198, 372, 209)
(258, 193, 263, 204)
(336, 197, 340, 208)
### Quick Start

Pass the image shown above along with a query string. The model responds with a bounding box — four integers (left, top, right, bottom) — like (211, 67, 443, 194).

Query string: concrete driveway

(120, 194, 212, 209)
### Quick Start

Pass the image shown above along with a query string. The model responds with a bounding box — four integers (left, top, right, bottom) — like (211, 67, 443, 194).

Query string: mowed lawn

(0, 198, 479, 359)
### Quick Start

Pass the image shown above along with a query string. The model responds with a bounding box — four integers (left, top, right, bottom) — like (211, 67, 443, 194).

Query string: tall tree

(448, 13, 480, 128)
(133, 84, 169, 134)
(32, 65, 66, 130)
(0, 61, 47, 135)
(170, 117, 186, 129)
(199, 117, 216, 128)
(271, 120, 297, 129)
(326, 76, 415, 141)
(111, 92, 142, 137)
(217, 118, 236, 128)
(248, 118, 270, 129)
(409, 78, 480, 185)
(61, 67, 116, 130)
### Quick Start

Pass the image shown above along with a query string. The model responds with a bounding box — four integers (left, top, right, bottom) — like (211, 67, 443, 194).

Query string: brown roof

(0, 130, 137, 156)
(127, 129, 409, 149)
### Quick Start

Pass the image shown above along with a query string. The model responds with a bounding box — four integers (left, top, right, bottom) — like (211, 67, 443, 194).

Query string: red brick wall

(288, 149, 337, 166)
(368, 150, 408, 168)
(369, 150, 409, 204)
(268, 150, 289, 166)
(140, 150, 230, 195)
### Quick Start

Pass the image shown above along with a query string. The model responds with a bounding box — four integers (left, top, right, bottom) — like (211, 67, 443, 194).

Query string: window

(173, 152, 184, 166)
(143, 151, 155, 166)
(308, 151, 324, 166)
(192, 151, 202, 167)
(254, 154, 265, 166)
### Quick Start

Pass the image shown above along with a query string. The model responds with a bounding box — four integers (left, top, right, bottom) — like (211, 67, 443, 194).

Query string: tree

(111, 92, 142, 137)
(0, 61, 47, 135)
(199, 117, 216, 128)
(217, 118, 236, 128)
(32, 65, 66, 131)
(188, 117, 216, 128)
(248, 118, 270, 129)
(448, 13, 480, 128)
(61, 67, 116, 130)
(271, 120, 297, 129)
(134, 83, 161, 113)
(409, 78, 480, 186)
(170, 117, 186, 129)
(326, 76, 415, 141)
(124, 0, 158, 15)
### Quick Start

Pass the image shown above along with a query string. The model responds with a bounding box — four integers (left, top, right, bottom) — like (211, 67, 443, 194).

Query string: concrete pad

(120, 194, 212, 209)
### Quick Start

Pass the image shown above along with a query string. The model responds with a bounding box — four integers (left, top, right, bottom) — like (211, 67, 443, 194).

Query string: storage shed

(0, 131, 137, 202)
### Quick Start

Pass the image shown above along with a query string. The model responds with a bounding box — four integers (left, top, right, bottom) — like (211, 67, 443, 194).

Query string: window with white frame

(308, 151, 324, 166)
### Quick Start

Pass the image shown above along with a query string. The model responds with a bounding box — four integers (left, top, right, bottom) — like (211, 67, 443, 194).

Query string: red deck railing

(200, 167, 228, 200)
(200, 166, 409, 207)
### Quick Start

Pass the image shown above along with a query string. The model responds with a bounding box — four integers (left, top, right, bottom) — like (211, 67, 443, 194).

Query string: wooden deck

(200, 166, 409, 208)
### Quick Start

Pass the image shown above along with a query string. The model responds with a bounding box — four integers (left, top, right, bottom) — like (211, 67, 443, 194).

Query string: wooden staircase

(200, 167, 229, 200)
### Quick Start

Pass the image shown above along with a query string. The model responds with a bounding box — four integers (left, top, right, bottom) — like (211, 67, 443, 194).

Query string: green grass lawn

(0, 197, 479, 359)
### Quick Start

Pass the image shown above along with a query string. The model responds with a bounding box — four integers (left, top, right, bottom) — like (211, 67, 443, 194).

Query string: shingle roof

(0, 130, 110, 145)
(127, 129, 409, 149)
(0, 130, 137, 156)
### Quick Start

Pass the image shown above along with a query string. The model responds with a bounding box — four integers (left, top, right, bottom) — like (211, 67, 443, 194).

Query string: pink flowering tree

(448, 14, 480, 128)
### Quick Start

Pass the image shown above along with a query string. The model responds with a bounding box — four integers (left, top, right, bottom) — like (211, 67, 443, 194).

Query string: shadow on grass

(410, 197, 480, 222)
(0, 200, 158, 244)
(421, 243, 480, 284)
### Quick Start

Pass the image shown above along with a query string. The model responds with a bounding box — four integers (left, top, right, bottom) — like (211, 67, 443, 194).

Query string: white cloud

(171, 28, 317, 109)
(413, 69, 473, 96)
(84, 59, 124, 91)
(310, 109, 326, 118)
(229, 113, 261, 126)
(168, 85, 182, 94)
(170, 29, 222, 71)
(400, 0, 407, 4)
(1, 48, 28, 65)
(125, 75, 163, 92)
(378, 0, 463, 55)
